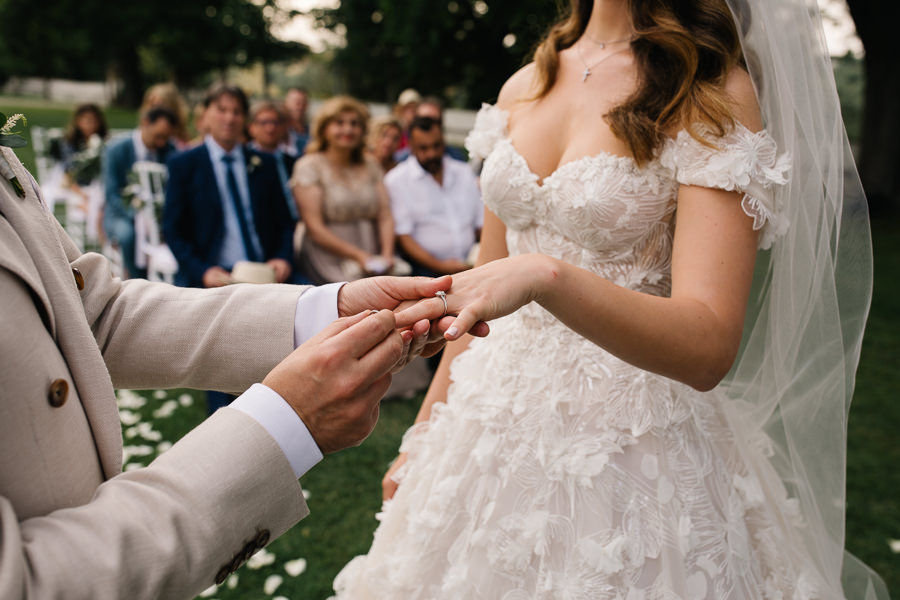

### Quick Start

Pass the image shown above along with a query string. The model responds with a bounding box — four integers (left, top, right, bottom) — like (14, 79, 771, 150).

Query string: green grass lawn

(5, 96, 898, 598)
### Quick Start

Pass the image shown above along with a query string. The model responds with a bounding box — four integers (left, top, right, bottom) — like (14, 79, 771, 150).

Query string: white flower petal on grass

(153, 400, 179, 419)
(302, 489, 311, 501)
(179, 393, 194, 407)
(122, 445, 154, 463)
(284, 558, 307, 577)
(125, 422, 162, 442)
(118, 410, 141, 426)
(274, 597, 289, 600)
(226, 573, 239, 589)
(889, 539, 900, 553)
(264, 574, 283, 595)
(124, 463, 143, 472)
(247, 548, 276, 570)
(198, 584, 218, 597)
(116, 390, 146, 410)
(157, 441, 173, 453)
(153, 390, 167, 399)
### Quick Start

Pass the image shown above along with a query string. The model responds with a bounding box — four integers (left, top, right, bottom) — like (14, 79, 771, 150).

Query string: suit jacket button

(215, 566, 230, 585)
(72, 268, 85, 291)
(48, 379, 69, 407)
(254, 529, 270, 549)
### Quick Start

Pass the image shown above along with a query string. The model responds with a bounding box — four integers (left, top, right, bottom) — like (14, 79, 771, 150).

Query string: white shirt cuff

(293, 282, 345, 347)
(231, 383, 323, 479)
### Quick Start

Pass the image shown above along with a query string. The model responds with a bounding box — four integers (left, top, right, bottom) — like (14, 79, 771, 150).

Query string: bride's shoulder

(496, 63, 540, 111)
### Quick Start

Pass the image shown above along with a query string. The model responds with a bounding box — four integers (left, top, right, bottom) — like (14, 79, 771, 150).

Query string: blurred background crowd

(34, 81, 485, 409)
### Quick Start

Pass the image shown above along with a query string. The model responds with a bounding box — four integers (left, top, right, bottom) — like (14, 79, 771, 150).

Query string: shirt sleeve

(385, 172, 414, 236)
(231, 384, 323, 478)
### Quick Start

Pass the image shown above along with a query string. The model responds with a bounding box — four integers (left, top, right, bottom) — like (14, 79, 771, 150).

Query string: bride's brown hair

(532, 0, 746, 165)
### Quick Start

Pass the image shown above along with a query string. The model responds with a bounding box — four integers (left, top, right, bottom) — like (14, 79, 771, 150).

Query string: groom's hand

(263, 310, 410, 454)
(336, 275, 452, 318)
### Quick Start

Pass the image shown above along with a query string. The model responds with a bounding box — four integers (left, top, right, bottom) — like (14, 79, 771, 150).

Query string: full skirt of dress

(331, 303, 826, 600)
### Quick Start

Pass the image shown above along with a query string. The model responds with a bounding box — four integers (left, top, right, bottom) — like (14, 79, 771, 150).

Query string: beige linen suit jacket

(0, 146, 312, 599)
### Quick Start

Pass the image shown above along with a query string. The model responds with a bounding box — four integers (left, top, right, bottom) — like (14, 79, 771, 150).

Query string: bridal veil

(722, 0, 887, 596)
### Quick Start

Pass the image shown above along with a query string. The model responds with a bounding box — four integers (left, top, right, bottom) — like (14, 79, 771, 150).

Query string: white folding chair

(132, 161, 178, 284)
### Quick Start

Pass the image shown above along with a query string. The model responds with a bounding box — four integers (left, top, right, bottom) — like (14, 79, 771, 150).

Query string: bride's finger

(443, 305, 483, 341)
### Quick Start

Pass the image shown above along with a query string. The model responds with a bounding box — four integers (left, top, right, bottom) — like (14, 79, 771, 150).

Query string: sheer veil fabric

(723, 0, 886, 596)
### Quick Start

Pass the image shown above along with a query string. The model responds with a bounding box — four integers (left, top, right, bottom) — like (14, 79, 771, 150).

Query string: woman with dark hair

(290, 96, 399, 285)
(332, 0, 886, 598)
(50, 103, 108, 186)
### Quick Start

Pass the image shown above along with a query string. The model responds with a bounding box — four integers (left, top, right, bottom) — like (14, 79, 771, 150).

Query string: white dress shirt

(386, 155, 483, 261)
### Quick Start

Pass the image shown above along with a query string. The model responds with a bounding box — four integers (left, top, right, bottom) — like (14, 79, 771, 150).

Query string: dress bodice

(466, 104, 791, 297)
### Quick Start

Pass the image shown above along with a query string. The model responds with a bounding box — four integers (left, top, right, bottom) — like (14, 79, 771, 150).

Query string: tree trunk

(112, 44, 144, 109)
(846, 0, 900, 215)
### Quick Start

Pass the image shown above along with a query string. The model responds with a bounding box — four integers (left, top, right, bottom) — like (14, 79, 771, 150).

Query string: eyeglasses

(253, 118, 281, 127)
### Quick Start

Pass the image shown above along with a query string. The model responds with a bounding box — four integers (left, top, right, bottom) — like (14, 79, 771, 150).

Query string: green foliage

(832, 53, 865, 144)
(0, 0, 307, 105)
(311, 0, 560, 107)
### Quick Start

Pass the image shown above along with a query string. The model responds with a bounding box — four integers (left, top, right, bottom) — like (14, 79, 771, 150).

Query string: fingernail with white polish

(446, 326, 458, 338)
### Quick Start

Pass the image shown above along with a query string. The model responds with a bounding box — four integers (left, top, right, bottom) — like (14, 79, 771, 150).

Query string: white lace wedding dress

(331, 105, 833, 599)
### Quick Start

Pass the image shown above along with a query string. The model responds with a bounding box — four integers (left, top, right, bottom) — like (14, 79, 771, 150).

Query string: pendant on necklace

(582, 67, 591, 83)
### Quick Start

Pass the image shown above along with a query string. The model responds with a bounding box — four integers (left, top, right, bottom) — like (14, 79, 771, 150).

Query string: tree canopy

(311, 0, 559, 107)
(0, 0, 307, 106)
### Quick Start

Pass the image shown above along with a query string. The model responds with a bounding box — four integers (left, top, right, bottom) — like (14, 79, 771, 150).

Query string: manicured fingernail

(446, 326, 459, 338)
(368, 309, 379, 315)
(402, 330, 414, 343)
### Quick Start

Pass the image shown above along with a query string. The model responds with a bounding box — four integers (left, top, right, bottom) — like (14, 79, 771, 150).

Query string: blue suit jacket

(102, 132, 175, 228)
(162, 144, 294, 287)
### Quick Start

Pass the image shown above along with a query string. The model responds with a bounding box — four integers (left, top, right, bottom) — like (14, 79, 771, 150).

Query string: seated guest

(102, 106, 178, 279)
(50, 104, 109, 184)
(283, 86, 310, 157)
(386, 116, 483, 277)
(140, 83, 191, 148)
(48, 104, 109, 241)
(248, 100, 299, 221)
(392, 88, 420, 152)
(291, 96, 398, 285)
(163, 83, 294, 414)
(396, 96, 464, 162)
(367, 116, 403, 174)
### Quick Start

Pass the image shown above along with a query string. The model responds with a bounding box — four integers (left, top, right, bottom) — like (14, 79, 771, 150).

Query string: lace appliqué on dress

(465, 103, 510, 161)
(660, 125, 792, 249)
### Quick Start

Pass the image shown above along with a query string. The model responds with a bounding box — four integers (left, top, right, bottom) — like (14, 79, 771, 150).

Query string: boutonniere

(247, 154, 262, 174)
(0, 112, 27, 197)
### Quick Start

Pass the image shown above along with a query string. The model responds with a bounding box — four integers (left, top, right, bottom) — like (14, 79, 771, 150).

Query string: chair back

(132, 161, 177, 283)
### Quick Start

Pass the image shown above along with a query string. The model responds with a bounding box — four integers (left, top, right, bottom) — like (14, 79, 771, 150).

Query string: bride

(333, 0, 887, 598)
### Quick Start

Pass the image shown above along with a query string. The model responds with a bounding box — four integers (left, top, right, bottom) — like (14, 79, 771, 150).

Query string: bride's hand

(382, 452, 408, 501)
(396, 254, 557, 341)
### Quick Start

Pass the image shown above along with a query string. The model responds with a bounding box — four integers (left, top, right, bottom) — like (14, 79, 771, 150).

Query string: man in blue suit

(163, 84, 295, 414)
(102, 106, 178, 278)
(163, 84, 294, 290)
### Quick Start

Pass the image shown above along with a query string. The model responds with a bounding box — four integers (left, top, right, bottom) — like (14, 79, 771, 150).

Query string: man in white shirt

(386, 116, 483, 277)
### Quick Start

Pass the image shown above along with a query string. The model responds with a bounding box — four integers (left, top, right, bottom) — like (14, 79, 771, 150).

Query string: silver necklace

(582, 33, 634, 50)
(575, 43, 630, 83)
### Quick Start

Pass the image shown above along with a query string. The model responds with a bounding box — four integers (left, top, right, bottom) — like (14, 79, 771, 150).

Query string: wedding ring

(435, 290, 448, 317)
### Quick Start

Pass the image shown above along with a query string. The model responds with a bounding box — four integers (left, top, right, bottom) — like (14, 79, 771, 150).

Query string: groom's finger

(389, 274, 452, 301)
(309, 309, 371, 344)
(356, 327, 406, 385)
(331, 309, 396, 359)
